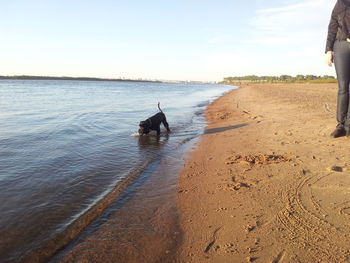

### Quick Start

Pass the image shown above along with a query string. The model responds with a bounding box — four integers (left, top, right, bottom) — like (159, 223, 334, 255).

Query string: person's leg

(333, 40, 350, 136)
(343, 42, 350, 130)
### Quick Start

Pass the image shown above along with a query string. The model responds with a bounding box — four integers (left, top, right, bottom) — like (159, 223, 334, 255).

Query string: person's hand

(326, 51, 334, 67)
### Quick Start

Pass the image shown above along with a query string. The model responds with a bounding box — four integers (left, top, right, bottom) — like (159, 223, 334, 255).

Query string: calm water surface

(0, 80, 234, 262)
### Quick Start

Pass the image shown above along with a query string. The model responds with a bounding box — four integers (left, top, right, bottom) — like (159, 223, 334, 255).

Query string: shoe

(330, 127, 346, 138)
(346, 129, 350, 138)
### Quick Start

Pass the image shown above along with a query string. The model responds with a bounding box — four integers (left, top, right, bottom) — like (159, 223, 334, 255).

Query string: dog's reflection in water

(137, 133, 169, 149)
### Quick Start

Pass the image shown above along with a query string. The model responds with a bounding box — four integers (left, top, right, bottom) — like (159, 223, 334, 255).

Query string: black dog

(139, 103, 170, 136)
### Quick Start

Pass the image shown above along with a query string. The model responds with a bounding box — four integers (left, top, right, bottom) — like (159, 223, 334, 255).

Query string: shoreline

(28, 81, 350, 262)
(15, 85, 233, 263)
(1, 81, 232, 263)
(50, 148, 185, 263)
(176, 83, 350, 262)
(48, 115, 208, 263)
(21, 160, 154, 263)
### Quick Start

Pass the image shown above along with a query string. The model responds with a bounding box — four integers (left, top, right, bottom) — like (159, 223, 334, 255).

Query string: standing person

(326, 0, 350, 138)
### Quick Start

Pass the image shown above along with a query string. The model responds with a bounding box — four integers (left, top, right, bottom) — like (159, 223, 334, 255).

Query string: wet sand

(50, 136, 197, 263)
(176, 83, 350, 262)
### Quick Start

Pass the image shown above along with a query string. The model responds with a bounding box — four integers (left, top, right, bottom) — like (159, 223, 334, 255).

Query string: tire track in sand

(277, 172, 350, 262)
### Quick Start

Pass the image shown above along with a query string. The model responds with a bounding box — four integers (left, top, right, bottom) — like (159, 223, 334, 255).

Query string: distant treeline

(221, 75, 337, 84)
(0, 75, 162, 83)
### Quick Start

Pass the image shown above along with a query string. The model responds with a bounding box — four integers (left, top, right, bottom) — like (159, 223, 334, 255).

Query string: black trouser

(334, 40, 350, 129)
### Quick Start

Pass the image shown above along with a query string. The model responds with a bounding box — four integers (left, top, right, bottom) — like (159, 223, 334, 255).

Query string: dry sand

(176, 83, 350, 263)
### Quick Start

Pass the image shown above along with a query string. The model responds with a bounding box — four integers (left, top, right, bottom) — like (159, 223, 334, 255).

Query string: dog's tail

(158, 102, 163, 113)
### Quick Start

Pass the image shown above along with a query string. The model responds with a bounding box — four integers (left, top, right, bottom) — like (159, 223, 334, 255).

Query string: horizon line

(0, 75, 219, 84)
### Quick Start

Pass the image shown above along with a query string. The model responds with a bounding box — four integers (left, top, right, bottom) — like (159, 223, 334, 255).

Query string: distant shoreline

(0, 75, 161, 83)
(0, 75, 217, 85)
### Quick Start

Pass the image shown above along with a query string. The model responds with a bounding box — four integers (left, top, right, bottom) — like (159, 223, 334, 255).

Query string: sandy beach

(49, 82, 350, 263)
(176, 83, 350, 263)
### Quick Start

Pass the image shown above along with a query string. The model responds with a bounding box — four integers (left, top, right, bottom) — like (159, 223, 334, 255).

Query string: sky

(0, 0, 337, 81)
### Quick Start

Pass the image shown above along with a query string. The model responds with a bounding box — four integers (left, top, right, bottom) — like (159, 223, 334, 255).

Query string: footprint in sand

(271, 251, 286, 263)
(340, 207, 350, 216)
(326, 165, 344, 172)
(203, 227, 222, 253)
(216, 112, 232, 120)
(223, 181, 251, 191)
(247, 256, 258, 262)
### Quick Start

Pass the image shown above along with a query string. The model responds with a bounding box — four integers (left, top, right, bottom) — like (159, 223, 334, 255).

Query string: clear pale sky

(0, 0, 337, 81)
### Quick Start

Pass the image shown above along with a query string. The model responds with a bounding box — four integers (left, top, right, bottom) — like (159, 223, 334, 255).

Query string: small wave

(20, 159, 154, 263)
(130, 132, 140, 137)
(196, 100, 210, 107)
(194, 109, 203, 116)
(178, 136, 198, 145)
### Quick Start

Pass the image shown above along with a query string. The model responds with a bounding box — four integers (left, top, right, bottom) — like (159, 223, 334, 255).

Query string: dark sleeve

(325, 2, 340, 53)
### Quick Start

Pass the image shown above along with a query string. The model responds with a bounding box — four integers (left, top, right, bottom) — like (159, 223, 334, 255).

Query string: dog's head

(138, 120, 150, 135)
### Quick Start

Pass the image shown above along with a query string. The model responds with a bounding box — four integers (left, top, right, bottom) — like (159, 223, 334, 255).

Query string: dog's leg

(162, 118, 170, 132)
(156, 126, 161, 136)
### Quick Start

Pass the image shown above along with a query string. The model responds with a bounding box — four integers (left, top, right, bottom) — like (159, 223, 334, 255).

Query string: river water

(0, 80, 234, 262)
